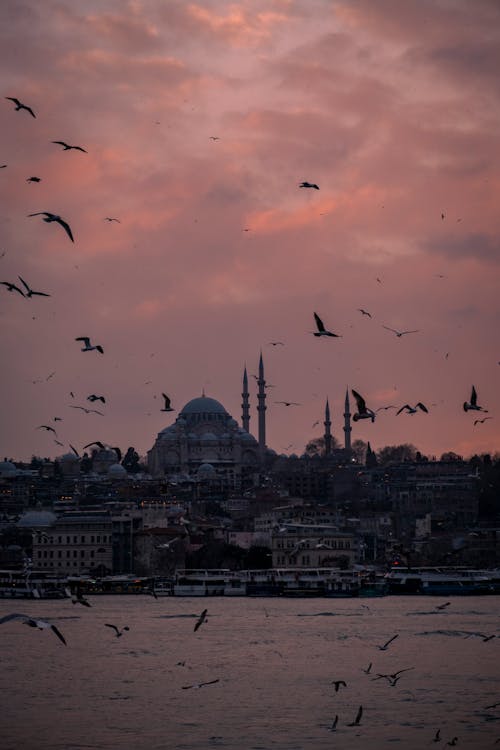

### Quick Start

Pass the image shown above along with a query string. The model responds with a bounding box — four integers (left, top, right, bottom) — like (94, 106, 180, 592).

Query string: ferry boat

(0, 569, 69, 599)
(384, 567, 495, 595)
(173, 569, 238, 596)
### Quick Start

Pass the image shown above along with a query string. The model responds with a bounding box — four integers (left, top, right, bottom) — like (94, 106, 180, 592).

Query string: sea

(0, 594, 499, 750)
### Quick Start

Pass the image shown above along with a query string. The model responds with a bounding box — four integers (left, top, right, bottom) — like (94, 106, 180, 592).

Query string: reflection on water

(1, 596, 499, 749)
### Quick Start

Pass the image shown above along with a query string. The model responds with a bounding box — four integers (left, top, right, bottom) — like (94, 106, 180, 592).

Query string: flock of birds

(2, 95, 495, 462)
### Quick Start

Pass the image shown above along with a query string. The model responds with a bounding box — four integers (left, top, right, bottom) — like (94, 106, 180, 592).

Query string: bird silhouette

(331, 680, 347, 692)
(26, 176, 41, 183)
(474, 417, 492, 425)
(362, 662, 372, 674)
(83, 441, 105, 451)
(330, 715, 338, 732)
(396, 403, 428, 415)
(161, 393, 174, 412)
(70, 405, 104, 416)
(104, 217, 121, 222)
(352, 390, 375, 423)
(347, 705, 363, 726)
(5, 97, 36, 117)
(358, 308, 372, 318)
(1, 281, 25, 296)
(275, 401, 301, 407)
(51, 141, 87, 152)
(382, 325, 419, 337)
(312, 312, 341, 338)
(299, 181, 319, 190)
(28, 212, 74, 242)
(37, 425, 57, 435)
(105, 623, 129, 638)
(75, 337, 103, 353)
(463, 386, 487, 413)
(194, 608, 208, 632)
(0, 613, 66, 644)
(18, 276, 50, 298)
(87, 395, 106, 404)
(377, 634, 399, 650)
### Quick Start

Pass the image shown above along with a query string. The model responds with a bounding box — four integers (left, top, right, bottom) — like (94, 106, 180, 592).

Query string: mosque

(147, 354, 353, 487)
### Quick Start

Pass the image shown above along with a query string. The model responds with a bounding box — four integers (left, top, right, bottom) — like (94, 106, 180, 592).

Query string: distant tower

(257, 352, 267, 463)
(242, 366, 250, 432)
(343, 389, 352, 453)
(324, 398, 332, 456)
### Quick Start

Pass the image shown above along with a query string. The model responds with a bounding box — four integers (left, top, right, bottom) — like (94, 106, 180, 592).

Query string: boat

(173, 569, 235, 596)
(384, 567, 495, 595)
(0, 569, 69, 599)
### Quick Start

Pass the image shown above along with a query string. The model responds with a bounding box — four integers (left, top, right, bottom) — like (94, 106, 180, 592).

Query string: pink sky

(1, 0, 499, 463)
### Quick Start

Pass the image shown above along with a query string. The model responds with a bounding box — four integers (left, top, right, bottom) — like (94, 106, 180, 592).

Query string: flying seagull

(194, 608, 208, 632)
(75, 337, 103, 353)
(83, 441, 105, 451)
(104, 217, 121, 222)
(51, 141, 87, 152)
(28, 212, 74, 242)
(331, 680, 347, 692)
(358, 308, 372, 318)
(18, 276, 50, 298)
(312, 312, 341, 338)
(182, 679, 219, 690)
(161, 393, 174, 412)
(5, 97, 36, 118)
(1, 281, 25, 296)
(0, 613, 66, 644)
(268, 341, 285, 346)
(382, 325, 420, 338)
(87, 395, 106, 404)
(377, 634, 399, 650)
(352, 390, 375, 423)
(275, 401, 301, 407)
(347, 705, 363, 727)
(26, 176, 41, 183)
(396, 403, 428, 415)
(436, 602, 451, 611)
(474, 417, 492, 425)
(37, 424, 57, 435)
(433, 729, 442, 743)
(330, 715, 338, 732)
(299, 181, 319, 190)
(209, 136, 220, 141)
(69, 405, 104, 416)
(69, 444, 80, 457)
(376, 405, 397, 412)
(362, 662, 372, 674)
(105, 623, 129, 638)
(72, 589, 91, 607)
(463, 385, 487, 413)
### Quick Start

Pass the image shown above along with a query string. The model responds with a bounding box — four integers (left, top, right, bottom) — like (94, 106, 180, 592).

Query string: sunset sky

(1, 0, 499, 463)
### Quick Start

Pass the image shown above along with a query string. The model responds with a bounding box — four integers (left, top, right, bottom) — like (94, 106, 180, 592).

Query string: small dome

(180, 396, 228, 416)
(17, 510, 57, 528)
(108, 463, 127, 477)
(198, 463, 216, 476)
(240, 432, 257, 442)
(227, 418, 238, 428)
(201, 432, 218, 442)
(60, 452, 79, 463)
(0, 460, 17, 477)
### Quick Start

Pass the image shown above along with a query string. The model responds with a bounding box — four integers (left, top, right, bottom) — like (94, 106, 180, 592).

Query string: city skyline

(1, 0, 499, 462)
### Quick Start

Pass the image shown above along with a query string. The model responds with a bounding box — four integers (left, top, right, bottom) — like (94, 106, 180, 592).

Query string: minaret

(257, 352, 266, 463)
(242, 366, 250, 432)
(324, 398, 332, 456)
(343, 388, 352, 453)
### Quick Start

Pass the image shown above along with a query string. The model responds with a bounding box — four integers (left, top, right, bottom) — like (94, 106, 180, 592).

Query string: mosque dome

(180, 396, 228, 416)
(201, 432, 218, 442)
(108, 463, 127, 478)
(60, 452, 79, 463)
(0, 460, 17, 477)
(198, 463, 216, 477)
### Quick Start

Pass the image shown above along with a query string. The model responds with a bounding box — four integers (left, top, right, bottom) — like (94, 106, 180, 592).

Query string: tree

(440, 451, 463, 462)
(377, 444, 418, 465)
(351, 439, 368, 464)
(305, 435, 340, 457)
(122, 447, 141, 473)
